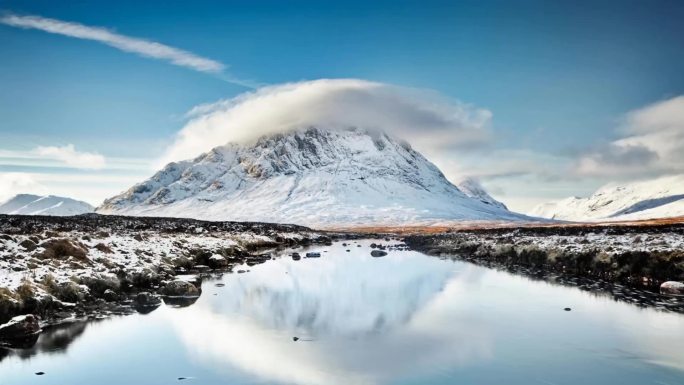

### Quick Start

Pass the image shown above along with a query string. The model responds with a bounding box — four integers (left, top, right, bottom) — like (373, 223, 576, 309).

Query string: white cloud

(0, 13, 255, 86)
(0, 173, 47, 202)
(573, 96, 684, 177)
(31, 144, 106, 169)
(161, 78, 493, 164)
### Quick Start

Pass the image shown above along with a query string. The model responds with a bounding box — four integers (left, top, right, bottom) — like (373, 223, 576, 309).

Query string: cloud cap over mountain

(161, 79, 493, 165)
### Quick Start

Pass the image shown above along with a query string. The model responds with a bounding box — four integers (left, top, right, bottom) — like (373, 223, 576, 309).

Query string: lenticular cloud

(160, 79, 493, 165)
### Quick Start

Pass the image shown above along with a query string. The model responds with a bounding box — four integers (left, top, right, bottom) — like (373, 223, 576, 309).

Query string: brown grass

(328, 216, 684, 235)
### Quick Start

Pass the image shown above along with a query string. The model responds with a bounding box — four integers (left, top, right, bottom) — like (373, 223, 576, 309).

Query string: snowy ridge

(99, 127, 529, 227)
(528, 175, 684, 221)
(0, 194, 94, 216)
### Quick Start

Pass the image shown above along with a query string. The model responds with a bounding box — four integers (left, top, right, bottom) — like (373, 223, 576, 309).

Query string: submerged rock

(371, 250, 388, 258)
(660, 281, 684, 296)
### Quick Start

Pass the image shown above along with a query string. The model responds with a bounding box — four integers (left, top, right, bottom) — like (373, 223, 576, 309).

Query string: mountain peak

(0, 194, 94, 216)
(99, 127, 525, 227)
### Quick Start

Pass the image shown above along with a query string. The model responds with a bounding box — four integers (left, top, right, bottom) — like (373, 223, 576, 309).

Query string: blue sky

(1, 0, 683, 210)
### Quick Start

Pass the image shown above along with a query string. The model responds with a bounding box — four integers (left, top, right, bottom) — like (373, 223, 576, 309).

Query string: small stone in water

(35, 372, 45, 375)
(293, 336, 299, 342)
(564, 307, 571, 311)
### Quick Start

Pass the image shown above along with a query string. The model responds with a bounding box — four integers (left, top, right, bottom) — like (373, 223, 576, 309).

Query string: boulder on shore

(0, 314, 41, 340)
(660, 281, 684, 296)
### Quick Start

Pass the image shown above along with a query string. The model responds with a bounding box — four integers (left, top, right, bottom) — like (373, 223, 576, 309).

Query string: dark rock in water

(564, 308, 572, 311)
(660, 281, 684, 296)
(35, 372, 45, 376)
(292, 336, 299, 342)
(370, 250, 388, 258)
(102, 289, 118, 302)
(214, 283, 225, 287)
(370, 243, 378, 249)
(357, 244, 362, 247)
(162, 280, 201, 297)
(207, 255, 227, 269)
(305, 252, 321, 258)
(346, 249, 350, 252)
(291, 252, 301, 261)
(134, 292, 161, 314)
(0, 315, 41, 345)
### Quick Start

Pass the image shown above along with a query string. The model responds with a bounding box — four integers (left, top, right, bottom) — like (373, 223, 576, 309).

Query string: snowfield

(98, 127, 529, 227)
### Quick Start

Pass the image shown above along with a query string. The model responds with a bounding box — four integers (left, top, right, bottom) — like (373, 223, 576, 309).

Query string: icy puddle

(2, 239, 684, 385)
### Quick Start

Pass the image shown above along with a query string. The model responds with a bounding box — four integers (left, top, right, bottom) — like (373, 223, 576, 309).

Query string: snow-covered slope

(99, 127, 527, 227)
(528, 175, 684, 221)
(0, 194, 94, 216)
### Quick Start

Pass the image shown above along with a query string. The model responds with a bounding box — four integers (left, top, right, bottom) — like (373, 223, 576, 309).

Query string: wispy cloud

(0, 144, 106, 170)
(0, 13, 255, 87)
(32, 144, 106, 169)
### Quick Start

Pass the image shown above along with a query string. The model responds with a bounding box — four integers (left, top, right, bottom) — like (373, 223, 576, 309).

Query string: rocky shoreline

(0, 214, 357, 345)
(404, 222, 684, 312)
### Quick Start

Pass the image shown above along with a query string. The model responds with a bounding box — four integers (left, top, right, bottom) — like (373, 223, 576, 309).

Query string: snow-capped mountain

(528, 175, 684, 221)
(98, 127, 527, 227)
(0, 194, 94, 216)
(455, 177, 507, 210)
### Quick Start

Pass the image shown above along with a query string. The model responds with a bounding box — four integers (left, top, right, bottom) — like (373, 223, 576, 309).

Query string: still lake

(1, 239, 683, 385)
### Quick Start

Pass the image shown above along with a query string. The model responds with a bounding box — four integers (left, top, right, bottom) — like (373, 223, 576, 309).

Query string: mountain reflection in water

(169, 245, 491, 385)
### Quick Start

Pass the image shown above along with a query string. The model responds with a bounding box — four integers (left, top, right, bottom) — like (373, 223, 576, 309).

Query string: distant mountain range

(97, 127, 526, 227)
(528, 175, 684, 221)
(0, 194, 94, 216)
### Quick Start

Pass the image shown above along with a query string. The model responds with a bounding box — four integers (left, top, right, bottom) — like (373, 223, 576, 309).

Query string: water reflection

(169, 244, 492, 384)
(0, 321, 88, 363)
(1, 239, 684, 385)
